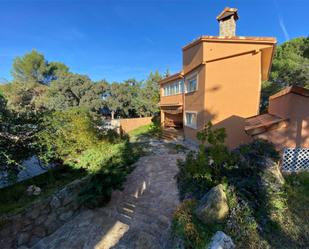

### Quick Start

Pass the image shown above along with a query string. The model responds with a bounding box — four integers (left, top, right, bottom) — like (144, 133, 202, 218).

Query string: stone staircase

(30, 141, 184, 249)
(161, 128, 184, 141)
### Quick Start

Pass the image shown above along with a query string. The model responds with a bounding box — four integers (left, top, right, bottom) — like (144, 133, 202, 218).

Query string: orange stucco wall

(183, 66, 207, 143)
(182, 41, 272, 148)
(204, 48, 262, 148)
(256, 93, 309, 150)
(269, 93, 309, 120)
(119, 117, 152, 133)
(160, 93, 183, 106)
(183, 43, 203, 74)
(159, 39, 275, 149)
(203, 42, 271, 62)
(255, 119, 309, 151)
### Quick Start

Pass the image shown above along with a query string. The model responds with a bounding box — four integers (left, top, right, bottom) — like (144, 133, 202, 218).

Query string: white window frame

(184, 111, 198, 129)
(185, 73, 198, 94)
(162, 80, 184, 97)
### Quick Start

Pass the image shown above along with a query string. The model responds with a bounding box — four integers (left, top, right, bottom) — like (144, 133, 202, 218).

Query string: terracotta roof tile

(269, 86, 309, 100)
(159, 72, 184, 84)
(245, 113, 285, 132)
(216, 7, 239, 21)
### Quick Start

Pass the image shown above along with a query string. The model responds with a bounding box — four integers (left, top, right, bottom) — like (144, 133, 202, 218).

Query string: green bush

(172, 199, 220, 249)
(36, 107, 144, 208)
(37, 107, 101, 166)
(150, 114, 162, 136)
(78, 141, 142, 208)
(0, 94, 39, 182)
(174, 125, 309, 249)
(176, 122, 234, 200)
(75, 141, 131, 173)
(104, 128, 128, 143)
(233, 139, 280, 170)
(224, 186, 269, 249)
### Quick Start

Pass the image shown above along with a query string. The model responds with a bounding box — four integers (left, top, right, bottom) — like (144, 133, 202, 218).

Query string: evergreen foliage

(46, 73, 108, 111)
(37, 107, 101, 166)
(1, 50, 162, 182)
(12, 49, 69, 85)
(0, 93, 39, 182)
(261, 37, 309, 111)
(177, 122, 233, 200)
(175, 125, 308, 249)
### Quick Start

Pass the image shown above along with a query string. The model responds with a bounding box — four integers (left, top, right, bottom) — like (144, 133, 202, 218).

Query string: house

(245, 86, 309, 171)
(159, 7, 276, 148)
(245, 86, 309, 150)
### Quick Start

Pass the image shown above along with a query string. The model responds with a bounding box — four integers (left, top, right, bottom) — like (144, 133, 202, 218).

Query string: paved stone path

(31, 140, 185, 249)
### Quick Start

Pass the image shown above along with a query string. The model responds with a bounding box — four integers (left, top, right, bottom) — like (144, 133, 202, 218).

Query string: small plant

(78, 141, 143, 208)
(176, 122, 234, 200)
(224, 186, 268, 249)
(174, 143, 187, 153)
(149, 114, 162, 136)
(234, 139, 280, 170)
(172, 199, 217, 249)
(196, 122, 226, 146)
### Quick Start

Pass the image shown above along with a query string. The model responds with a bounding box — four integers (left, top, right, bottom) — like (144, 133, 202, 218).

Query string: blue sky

(0, 0, 308, 83)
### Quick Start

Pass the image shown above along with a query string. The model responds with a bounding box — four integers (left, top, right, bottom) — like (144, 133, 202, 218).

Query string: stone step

(161, 133, 183, 141)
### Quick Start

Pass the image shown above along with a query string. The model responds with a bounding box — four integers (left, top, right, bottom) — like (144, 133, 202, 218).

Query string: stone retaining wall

(0, 176, 89, 249)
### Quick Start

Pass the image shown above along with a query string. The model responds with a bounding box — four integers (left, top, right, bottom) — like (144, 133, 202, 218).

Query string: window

(186, 75, 197, 93)
(163, 80, 184, 96)
(185, 112, 197, 129)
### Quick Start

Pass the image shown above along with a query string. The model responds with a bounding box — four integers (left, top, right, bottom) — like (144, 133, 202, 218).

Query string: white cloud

(278, 15, 290, 41)
(274, 0, 290, 41)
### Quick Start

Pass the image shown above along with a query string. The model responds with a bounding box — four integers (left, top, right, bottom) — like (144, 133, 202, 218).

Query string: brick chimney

(216, 7, 239, 36)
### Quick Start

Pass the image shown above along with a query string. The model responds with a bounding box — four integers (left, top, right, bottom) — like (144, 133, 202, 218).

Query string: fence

(282, 148, 309, 172)
(111, 117, 152, 133)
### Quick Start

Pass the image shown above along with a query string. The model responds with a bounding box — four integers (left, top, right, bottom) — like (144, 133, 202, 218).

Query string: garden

(172, 123, 309, 249)
(0, 50, 162, 216)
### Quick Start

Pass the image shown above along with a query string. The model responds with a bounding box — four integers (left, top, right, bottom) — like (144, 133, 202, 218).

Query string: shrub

(103, 128, 127, 143)
(78, 141, 142, 207)
(176, 122, 234, 200)
(177, 151, 214, 200)
(37, 107, 101, 166)
(172, 199, 220, 249)
(36, 107, 143, 208)
(224, 186, 269, 249)
(175, 130, 308, 249)
(0, 94, 39, 182)
(233, 139, 280, 170)
(149, 114, 162, 136)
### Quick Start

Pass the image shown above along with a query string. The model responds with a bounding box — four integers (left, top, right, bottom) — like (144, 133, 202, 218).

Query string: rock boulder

(195, 184, 229, 225)
(208, 231, 235, 249)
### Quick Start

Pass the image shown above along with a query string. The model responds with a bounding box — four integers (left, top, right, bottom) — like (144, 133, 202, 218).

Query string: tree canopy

(12, 49, 69, 85)
(105, 71, 161, 118)
(0, 50, 162, 183)
(270, 37, 309, 88)
(4, 50, 163, 118)
(46, 73, 108, 111)
(261, 36, 309, 111)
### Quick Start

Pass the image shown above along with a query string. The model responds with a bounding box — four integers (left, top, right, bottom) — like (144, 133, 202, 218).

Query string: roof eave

(269, 86, 309, 100)
(182, 36, 277, 51)
(261, 43, 277, 81)
(159, 72, 184, 85)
